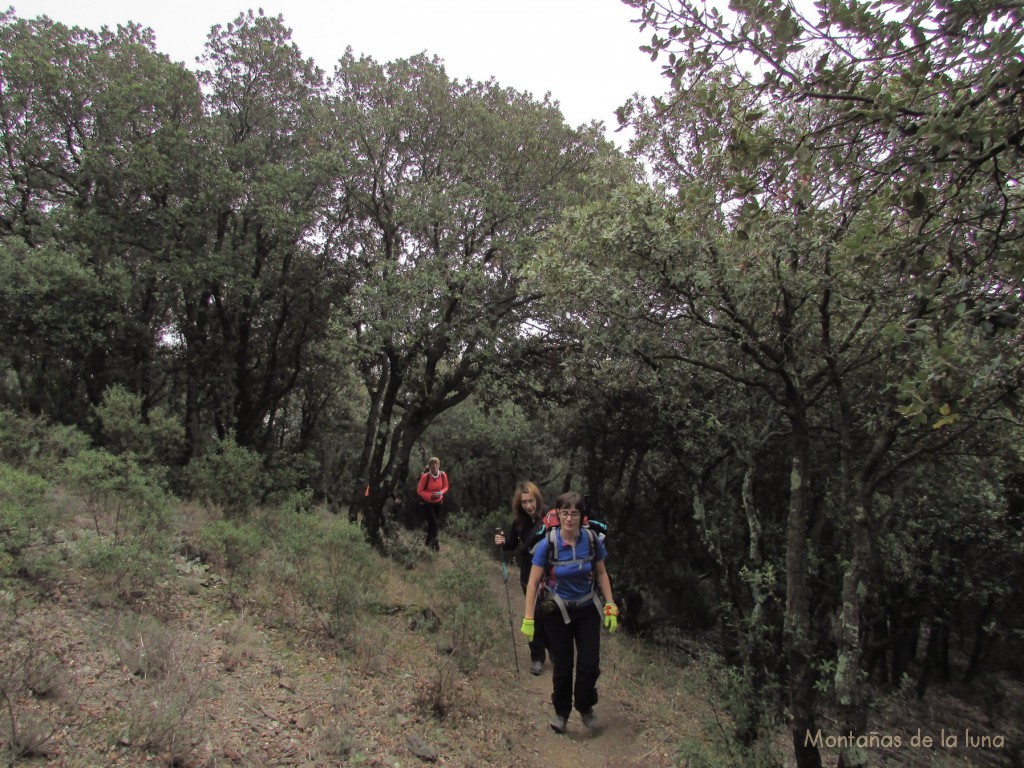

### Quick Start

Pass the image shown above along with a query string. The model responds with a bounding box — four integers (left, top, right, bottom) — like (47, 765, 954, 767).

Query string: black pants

(541, 602, 601, 718)
(421, 502, 441, 550)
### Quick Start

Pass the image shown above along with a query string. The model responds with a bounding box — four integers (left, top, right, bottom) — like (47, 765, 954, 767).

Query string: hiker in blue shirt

(521, 491, 618, 735)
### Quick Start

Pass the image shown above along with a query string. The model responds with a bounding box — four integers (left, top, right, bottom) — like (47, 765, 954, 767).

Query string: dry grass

(1, 491, 1020, 767)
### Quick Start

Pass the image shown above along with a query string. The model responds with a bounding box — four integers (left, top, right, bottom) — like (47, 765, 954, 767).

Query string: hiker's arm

(523, 565, 544, 621)
(520, 564, 544, 641)
(594, 560, 614, 606)
(416, 475, 431, 503)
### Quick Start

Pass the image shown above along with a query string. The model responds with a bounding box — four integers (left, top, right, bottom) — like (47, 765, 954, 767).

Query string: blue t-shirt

(532, 528, 608, 602)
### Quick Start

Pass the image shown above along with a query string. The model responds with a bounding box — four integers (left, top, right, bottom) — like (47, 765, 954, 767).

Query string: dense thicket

(2, 4, 1023, 766)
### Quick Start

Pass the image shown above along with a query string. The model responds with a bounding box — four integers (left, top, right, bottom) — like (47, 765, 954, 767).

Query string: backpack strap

(543, 528, 602, 624)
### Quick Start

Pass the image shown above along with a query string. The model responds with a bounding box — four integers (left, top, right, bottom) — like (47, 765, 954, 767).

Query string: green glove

(520, 618, 535, 641)
(603, 603, 619, 634)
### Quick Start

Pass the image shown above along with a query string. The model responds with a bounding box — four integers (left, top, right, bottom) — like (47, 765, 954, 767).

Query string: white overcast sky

(8, 0, 669, 143)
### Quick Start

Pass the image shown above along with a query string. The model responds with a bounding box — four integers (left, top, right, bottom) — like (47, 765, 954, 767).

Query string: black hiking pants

(541, 602, 601, 718)
(421, 501, 441, 550)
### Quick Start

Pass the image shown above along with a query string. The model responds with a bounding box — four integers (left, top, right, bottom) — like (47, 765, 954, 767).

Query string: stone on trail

(406, 731, 438, 762)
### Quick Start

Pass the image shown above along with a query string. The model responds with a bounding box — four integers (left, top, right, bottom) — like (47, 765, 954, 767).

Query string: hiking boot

(549, 714, 568, 734)
(581, 710, 600, 733)
(530, 660, 544, 676)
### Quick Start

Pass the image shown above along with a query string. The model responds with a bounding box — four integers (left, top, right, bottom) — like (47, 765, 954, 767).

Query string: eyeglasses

(558, 509, 581, 519)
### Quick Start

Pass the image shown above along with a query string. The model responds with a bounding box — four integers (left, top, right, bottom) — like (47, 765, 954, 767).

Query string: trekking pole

(495, 528, 521, 677)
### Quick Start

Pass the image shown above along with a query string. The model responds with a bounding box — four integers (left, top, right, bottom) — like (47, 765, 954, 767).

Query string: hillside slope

(2, 505, 1020, 767)
(1, 504, 708, 767)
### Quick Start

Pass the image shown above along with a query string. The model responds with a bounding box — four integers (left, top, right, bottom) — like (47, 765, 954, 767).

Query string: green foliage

(198, 517, 266, 580)
(184, 438, 263, 519)
(0, 408, 90, 479)
(0, 464, 52, 567)
(63, 449, 173, 547)
(328, 49, 621, 540)
(274, 513, 383, 639)
(434, 565, 501, 674)
(93, 385, 184, 468)
(60, 446, 173, 600)
(0, 241, 115, 422)
(0, 15, 204, 427)
(421, 398, 565, 516)
(78, 536, 163, 600)
(675, 659, 784, 768)
(2, 9, 1023, 763)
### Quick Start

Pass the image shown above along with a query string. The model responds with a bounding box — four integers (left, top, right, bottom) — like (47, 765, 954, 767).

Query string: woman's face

(520, 492, 537, 518)
(558, 504, 582, 533)
(429, 460, 439, 471)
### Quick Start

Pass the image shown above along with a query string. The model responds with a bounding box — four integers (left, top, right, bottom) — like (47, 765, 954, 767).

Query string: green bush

(0, 408, 90, 479)
(435, 565, 501, 674)
(260, 454, 319, 508)
(674, 658, 784, 768)
(0, 463, 57, 581)
(63, 449, 173, 547)
(93, 385, 184, 468)
(0, 464, 51, 557)
(184, 438, 263, 518)
(446, 508, 504, 548)
(78, 536, 163, 599)
(199, 518, 266, 579)
(276, 514, 383, 639)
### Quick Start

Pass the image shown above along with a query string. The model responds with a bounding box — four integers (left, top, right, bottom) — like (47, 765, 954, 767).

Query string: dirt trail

(487, 577, 687, 768)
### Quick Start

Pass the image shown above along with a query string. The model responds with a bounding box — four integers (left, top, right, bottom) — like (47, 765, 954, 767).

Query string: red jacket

(417, 470, 449, 504)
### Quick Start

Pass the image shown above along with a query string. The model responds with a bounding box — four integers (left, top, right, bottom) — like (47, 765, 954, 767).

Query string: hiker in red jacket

(416, 457, 448, 551)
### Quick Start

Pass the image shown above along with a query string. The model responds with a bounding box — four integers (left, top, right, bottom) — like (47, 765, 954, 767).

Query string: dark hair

(512, 481, 544, 530)
(553, 491, 584, 514)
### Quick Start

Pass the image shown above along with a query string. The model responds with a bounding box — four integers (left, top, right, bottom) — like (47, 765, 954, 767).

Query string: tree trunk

(835, 510, 872, 768)
(785, 412, 822, 768)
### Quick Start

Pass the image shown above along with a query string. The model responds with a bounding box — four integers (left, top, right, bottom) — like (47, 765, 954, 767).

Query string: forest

(1, 1, 1023, 766)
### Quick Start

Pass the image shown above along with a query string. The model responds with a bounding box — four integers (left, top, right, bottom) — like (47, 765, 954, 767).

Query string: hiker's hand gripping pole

(496, 528, 520, 677)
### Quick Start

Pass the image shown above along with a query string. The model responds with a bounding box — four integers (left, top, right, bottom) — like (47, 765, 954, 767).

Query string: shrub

(0, 593, 66, 763)
(260, 454, 319, 508)
(0, 464, 52, 561)
(92, 385, 184, 468)
(122, 633, 212, 761)
(276, 513, 383, 639)
(114, 613, 177, 679)
(435, 565, 501, 674)
(674, 656, 784, 768)
(63, 449, 173, 548)
(198, 518, 265, 579)
(184, 438, 263, 519)
(78, 536, 163, 601)
(0, 463, 62, 585)
(414, 650, 459, 718)
(0, 408, 90, 479)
